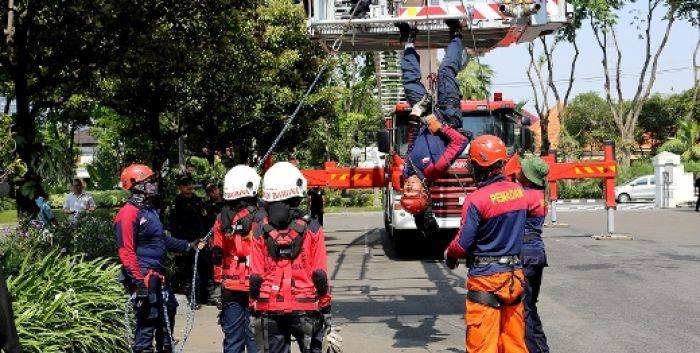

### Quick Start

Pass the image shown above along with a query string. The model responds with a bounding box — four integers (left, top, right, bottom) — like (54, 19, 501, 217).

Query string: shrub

(616, 159, 654, 184)
(324, 189, 379, 208)
(0, 197, 16, 211)
(50, 190, 128, 210)
(557, 179, 603, 199)
(6, 252, 128, 353)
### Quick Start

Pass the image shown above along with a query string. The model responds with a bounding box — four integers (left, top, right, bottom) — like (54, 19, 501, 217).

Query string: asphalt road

(177, 208, 700, 353)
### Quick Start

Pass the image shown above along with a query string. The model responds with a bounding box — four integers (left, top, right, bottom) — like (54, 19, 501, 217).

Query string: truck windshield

(395, 112, 516, 156)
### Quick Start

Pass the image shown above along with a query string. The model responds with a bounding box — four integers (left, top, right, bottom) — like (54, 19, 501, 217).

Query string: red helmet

(120, 164, 154, 190)
(400, 175, 429, 214)
(469, 135, 507, 167)
(401, 192, 429, 214)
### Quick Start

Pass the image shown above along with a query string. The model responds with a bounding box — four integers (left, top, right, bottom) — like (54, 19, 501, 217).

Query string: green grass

(0, 210, 17, 224)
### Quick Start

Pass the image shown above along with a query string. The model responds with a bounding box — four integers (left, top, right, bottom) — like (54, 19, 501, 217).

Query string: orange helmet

(400, 175, 430, 214)
(120, 164, 154, 190)
(469, 135, 507, 167)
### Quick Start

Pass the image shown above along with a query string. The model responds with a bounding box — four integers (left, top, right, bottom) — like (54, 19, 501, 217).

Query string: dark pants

(255, 313, 324, 353)
(176, 250, 216, 304)
(0, 271, 20, 353)
(310, 211, 324, 226)
(401, 36, 465, 128)
(220, 291, 256, 353)
(133, 284, 178, 353)
(695, 193, 699, 211)
(523, 264, 549, 353)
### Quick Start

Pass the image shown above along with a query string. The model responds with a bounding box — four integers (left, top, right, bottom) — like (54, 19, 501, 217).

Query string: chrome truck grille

(429, 167, 475, 218)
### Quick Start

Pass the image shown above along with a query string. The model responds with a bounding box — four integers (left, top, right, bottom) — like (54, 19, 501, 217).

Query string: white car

(615, 175, 655, 203)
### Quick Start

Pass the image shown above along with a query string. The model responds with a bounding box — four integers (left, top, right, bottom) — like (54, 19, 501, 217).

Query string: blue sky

(478, 1, 697, 109)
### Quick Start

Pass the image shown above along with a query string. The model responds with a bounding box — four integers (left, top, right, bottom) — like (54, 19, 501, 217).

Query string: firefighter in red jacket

(250, 162, 331, 353)
(212, 165, 264, 353)
(444, 135, 528, 353)
(115, 164, 204, 353)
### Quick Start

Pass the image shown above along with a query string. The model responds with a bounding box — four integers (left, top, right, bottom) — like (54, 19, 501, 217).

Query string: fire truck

(299, 0, 620, 252)
(375, 95, 532, 251)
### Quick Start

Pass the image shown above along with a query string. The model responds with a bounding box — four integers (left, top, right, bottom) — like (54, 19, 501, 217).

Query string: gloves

(445, 257, 458, 269)
(444, 248, 458, 269)
(189, 238, 206, 251)
(249, 274, 262, 300)
(312, 269, 329, 297)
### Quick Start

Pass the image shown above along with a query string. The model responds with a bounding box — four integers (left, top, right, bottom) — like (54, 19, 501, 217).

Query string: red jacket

(250, 217, 331, 313)
(212, 206, 264, 292)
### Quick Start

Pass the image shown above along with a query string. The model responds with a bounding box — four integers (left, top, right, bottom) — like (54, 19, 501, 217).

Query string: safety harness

(262, 220, 307, 261)
(217, 206, 258, 291)
(466, 255, 524, 308)
(256, 219, 321, 353)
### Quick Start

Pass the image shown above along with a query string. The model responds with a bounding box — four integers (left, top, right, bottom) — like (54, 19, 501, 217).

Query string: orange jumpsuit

(445, 175, 529, 353)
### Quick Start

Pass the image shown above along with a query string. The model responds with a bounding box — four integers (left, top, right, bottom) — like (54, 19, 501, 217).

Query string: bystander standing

(62, 179, 96, 223)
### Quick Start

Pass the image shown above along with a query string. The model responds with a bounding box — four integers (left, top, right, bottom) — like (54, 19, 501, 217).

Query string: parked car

(615, 175, 655, 203)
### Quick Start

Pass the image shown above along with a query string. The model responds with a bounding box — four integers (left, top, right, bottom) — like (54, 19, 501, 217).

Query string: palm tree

(659, 119, 700, 162)
(457, 58, 494, 100)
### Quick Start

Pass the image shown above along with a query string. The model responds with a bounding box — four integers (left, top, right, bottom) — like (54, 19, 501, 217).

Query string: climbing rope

(255, 1, 367, 171)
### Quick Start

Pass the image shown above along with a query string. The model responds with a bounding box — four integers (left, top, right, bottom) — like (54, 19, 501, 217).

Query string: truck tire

(392, 229, 419, 259)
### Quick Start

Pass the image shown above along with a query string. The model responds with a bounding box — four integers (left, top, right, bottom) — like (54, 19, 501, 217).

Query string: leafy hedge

(7, 252, 127, 353)
(324, 189, 379, 208)
(49, 189, 128, 209)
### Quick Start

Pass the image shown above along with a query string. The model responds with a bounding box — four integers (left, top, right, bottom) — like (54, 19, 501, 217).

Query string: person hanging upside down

(396, 20, 471, 236)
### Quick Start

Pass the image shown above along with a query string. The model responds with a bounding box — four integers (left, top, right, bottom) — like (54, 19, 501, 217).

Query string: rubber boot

(396, 22, 418, 43)
(445, 19, 463, 39)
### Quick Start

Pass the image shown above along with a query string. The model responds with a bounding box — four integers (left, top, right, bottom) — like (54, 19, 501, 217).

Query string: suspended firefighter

(396, 20, 471, 236)
(444, 136, 528, 353)
(250, 162, 332, 353)
(212, 165, 266, 353)
(517, 157, 551, 353)
(115, 164, 204, 353)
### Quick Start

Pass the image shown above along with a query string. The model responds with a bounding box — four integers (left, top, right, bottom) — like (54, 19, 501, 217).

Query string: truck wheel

(392, 229, 418, 259)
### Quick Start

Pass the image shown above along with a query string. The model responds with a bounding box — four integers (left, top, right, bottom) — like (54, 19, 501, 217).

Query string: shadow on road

(328, 227, 466, 350)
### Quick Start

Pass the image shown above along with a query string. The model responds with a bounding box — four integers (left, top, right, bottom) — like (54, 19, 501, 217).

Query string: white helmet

(223, 165, 261, 201)
(262, 162, 307, 202)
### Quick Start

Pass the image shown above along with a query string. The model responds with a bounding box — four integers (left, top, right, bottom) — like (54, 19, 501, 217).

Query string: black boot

(445, 19, 463, 39)
(396, 22, 418, 43)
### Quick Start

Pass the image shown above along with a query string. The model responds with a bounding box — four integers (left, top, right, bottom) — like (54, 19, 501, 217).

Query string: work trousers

(465, 270, 528, 353)
(401, 36, 465, 128)
(133, 283, 178, 353)
(220, 290, 257, 353)
(524, 264, 549, 353)
(255, 313, 324, 353)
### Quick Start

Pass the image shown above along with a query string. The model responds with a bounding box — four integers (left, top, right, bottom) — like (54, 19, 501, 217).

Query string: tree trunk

(12, 63, 39, 215)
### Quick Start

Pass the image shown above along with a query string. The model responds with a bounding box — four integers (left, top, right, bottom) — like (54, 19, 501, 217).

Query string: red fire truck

(375, 95, 532, 252)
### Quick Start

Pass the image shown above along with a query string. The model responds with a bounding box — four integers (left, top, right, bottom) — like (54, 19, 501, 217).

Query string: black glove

(189, 238, 205, 251)
(249, 274, 262, 300)
(445, 256, 458, 270)
(312, 269, 329, 297)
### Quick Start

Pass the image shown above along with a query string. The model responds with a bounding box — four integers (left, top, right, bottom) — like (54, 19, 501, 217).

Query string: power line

(491, 65, 692, 88)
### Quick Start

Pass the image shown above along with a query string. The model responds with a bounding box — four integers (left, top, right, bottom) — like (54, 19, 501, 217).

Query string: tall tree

(590, 0, 691, 166)
(0, 0, 125, 213)
(525, 0, 592, 154)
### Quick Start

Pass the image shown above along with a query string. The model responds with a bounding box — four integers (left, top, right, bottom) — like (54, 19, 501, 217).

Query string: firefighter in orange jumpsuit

(444, 135, 528, 353)
(212, 165, 265, 353)
(249, 162, 331, 353)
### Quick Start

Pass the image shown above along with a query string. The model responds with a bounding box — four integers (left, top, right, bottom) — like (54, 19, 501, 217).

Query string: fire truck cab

(377, 96, 532, 250)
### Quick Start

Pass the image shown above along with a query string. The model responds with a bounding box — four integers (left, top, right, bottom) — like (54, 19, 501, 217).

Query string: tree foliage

(458, 58, 493, 100)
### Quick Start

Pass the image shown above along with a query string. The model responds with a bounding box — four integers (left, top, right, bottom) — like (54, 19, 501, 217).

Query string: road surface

(175, 207, 700, 353)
